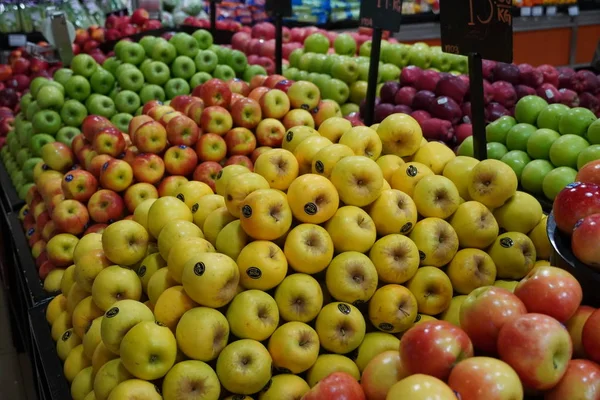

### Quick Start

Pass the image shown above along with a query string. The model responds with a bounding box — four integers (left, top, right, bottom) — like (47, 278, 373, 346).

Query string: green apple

(117, 67, 145, 92)
(408, 46, 432, 69)
(36, 84, 64, 111)
(487, 142, 508, 160)
(90, 68, 116, 95)
(514, 95, 548, 125)
(29, 77, 49, 98)
(296, 70, 309, 81)
(194, 50, 218, 74)
(450, 55, 469, 74)
(12, 170, 24, 188)
(430, 52, 453, 72)
(114, 90, 141, 114)
(349, 81, 368, 105)
(304, 33, 330, 54)
(506, 123, 536, 151)
(87, 95, 116, 119)
(114, 40, 131, 60)
(164, 78, 190, 99)
(22, 157, 42, 182)
(20, 93, 32, 114)
(321, 78, 350, 105)
(500, 150, 531, 179)
(587, 119, 600, 144)
(119, 42, 146, 65)
(225, 50, 247, 75)
(103, 57, 122, 76)
(306, 72, 319, 83)
(577, 144, 600, 169)
(359, 41, 372, 57)
(289, 49, 304, 68)
(334, 33, 357, 56)
(243, 65, 267, 82)
(549, 134, 590, 168)
(17, 121, 33, 147)
(458, 136, 474, 157)
(558, 107, 597, 136)
(139, 84, 166, 104)
(25, 101, 40, 122)
(211, 45, 230, 65)
(331, 58, 359, 84)
(192, 29, 214, 50)
(380, 63, 401, 82)
(382, 43, 410, 68)
(542, 167, 578, 200)
(190, 72, 212, 89)
(18, 182, 34, 200)
(143, 61, 171, 86)
(283, 67, 299, 81)
(309, 54, 328, 74)
(139, 36, 158, 56)
(65, 75, 91, 102)
(298, 53, 313, 72)
(71, 54, 98, 78)
(60, 99, 88, 127)
(341, 103, 360, 116)
(32, 110, 61, 135)
(111, 113, 133, 133)
(169, 32, 200, 58)
(56, 126, 80, 147)
(526, 128, 560, 160)
(171, 55, 197, 80)
(213, 65, 235, 81)
(485, 116, 516, 144)
(536, 103, 569, 132)
(521, 159, 555, 195)
(16, 148, 31, 168)
(313, 73, 330, 92)
(151, 39, 177, 64)
(321, 54, 340, 76)
(53, 68, 73, 87)
(29, 133, 55, 157)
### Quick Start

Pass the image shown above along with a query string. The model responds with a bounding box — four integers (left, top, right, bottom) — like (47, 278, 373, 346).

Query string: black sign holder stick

(275, 13, 283, 75)
(468, 53, 487, 161)
(364, 27, 383, 127)
(210, 1, 217, 37)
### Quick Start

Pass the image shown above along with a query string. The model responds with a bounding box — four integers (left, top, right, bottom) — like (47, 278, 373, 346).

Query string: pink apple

(52, 199, 89, 235)
(250, 146, 272, 163)
(583, 306, 600, 364)
(186, 98, 206, 126)
(170, 95, 197, 114)
(81, 115, 114, 142)
(195, 133, 227, 162)
(448, 357, 524, 400)
(545, 359, 600, 400)
(566, 305, 596, 359)
(133, 121, 168, 154)
(163, 145, 198, 176)
(361, 351, 408, 400)
(88, 154, 113, 179)
(131, 153, 165, 185)
(263, 74, 287, 89)
(84, 223, 108, 235)
(61, 169, 98, 203)
(227, 78, 250, 96)
(121, 146, 139, 166)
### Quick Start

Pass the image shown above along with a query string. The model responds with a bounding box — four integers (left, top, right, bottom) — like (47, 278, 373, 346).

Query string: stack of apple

(182, 16, 244, 33)
(0, 107, 16, 149)
(458, 94, 599, 201)
(27, 106, 596, 399)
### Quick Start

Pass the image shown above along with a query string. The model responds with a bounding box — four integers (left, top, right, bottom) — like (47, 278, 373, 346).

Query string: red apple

(199, 78, 232, 108)
(572, 213, 600, 267)
(163, 145, 198, 176)
(193, 161, 222, 192)
(224, 127, 256, 156)
(250, 146, 273, 163)
(61, 169, 98, 203)
(195, 133, 227, 162)
(554, 182, 600, 234)
(88, 154, 113, 178)
(576, 160, 600, 186)
(448, 357, 524, 400)
(255, 118, 286, 147)
(87, 189, 125, 223)
(81, 115, 114, 142)
(248, 86, 270, 102)
(545, 359, 600, 400)
(142, 100, 163, 115)
(566, 305, 596, 358)
(361, 351, 408, 400)
(583, 308, 600, 364)
(169, 95, 196, 114)
(84, 223, 108, 235)
(199, 106, 233, 136)
(186, 98, 205, 126)
(131, 8, 150, 26)
(157, 175, 188, 197)
(166, 114, 200, 147)
(52, 199, 90, 235)
(121, 146, 139, 166)
(303, 372, 365, 400)
(230, 97, 262, 129)
(224, 155, 253, 171)
(227, 78, 250, 96)
(71, 134, 87, 155)
(131, 153, 165, 185)
(93, 127, 126, 157)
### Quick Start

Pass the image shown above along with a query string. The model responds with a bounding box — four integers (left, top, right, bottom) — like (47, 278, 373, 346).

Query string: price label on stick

(359, 0, 404, 32)
(265, 0, 292, 17)
(439, 0, 513, 63)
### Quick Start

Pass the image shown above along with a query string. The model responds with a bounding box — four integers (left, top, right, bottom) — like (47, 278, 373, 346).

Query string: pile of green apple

(458, 95, 600, 201)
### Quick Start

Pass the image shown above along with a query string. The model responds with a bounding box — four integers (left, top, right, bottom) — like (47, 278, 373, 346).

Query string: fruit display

(458, 95, 599, 201)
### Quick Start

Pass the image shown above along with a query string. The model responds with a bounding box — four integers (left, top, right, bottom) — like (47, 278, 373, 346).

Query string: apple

(99, 159, 133, 192)
(52, 199, 89, 235)
(553, 182, 600, 234)
(163, 145, 198, 176)
(303, 372, 365, 400)
(572, 213, 600, 267)
(230, 97, 262, 130)
(200, 106, 233, 135)
(449, 357, 524, 400)
(134, 121, 168, 153)
(225, 128, 257, 156)
(199, 78, 232, 108)
(166, 114, 200, 146)
(256, 118, 286, 147)
(558, 107, 597, 136)
(193, 161, 223, 191)
(545, 359, 600, 400)
(93, 127, 126, 157)
(195, 133, 227, 162)
(61, 169, 98, 203)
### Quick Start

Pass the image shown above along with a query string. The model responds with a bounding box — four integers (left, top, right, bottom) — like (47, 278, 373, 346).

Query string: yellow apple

(93, 359, 133, 400)
(468, 159, 518, 209)
(442, 156, 479, 200)
(413, 175, 461, 219)
(449, 201, 499, 249)
(147, 196, 193, 238)
(338, 126, 382, 160)
(44, 268, 65, 292)
(203, 207, 237, 245)
(494, 280, 519, 292)
(284, 224, 333, 274)
(67, 281, 88, 315)
(254, 148, 299, 190)
(409, 218, 459, 267)
(239, 188, 292, 240)
(390, 161, 434, 198)
(488, 232, 536, 279)
(162, 360, 220, 400)
(75, 249, 111, 292)
(137, 252, 167, 293)
(47, 233, 79, 267)
(216, 339, 272, 395)
(61, 265, 77, 296)
(167, 236, 215, 283)
(146, 267, 177, 305)
(224, 172, 270, 218)
(157, 219, 204, 260)
(56, 328, 81, 361)
(282, 125, 318, 152)
(106, 379, 162, 400)
(367, 189, 418, 236)
(325, 251, 378, 304)
(293, 135, 333, 175)
(181, 252, 240, 308)
(72, 296, 104, 338)
(274, 273, 323, 322)
(216, 220, 249, 260)
(259, 374, 310, 400)
(440, 295, 468, 327)
(377, 113, 423, 157)
(91, 341, 118, 377)
(387, 374, 457, 399)
(120, 320, 177, 380)
(132, 198, 156, 232)
(82, 316, 102, 360)
(318, 116, 351, 143)
(237, 240, 287, 290)
(64, 344, 91, 382)
(412, 141, 456, 174)
(493, 191, 543, 234)
(354, 332, 400, 372)
(368, 284, 418, 333)
(311, 143, 354, 178)
(214, 164, 251, 196)
(376, 154, 405, 184)
(406, 266, 453, 315)
(101, 220, 149, 266)
(174, 180, 213, 210)
(192, 194, 225, 229)
(446, 248, 497, 294)
(330, 155, 384, 207)
(226, 290, 279, 341)
(46, 293, 67, 325)
(325, 206, 376, 253)
(91, 266, 142, 311)
(382, 179, 391, 190)
(154, 286, 197, 331)
(286, 174, 339, 224)
(315, 302, 366, 354)
(71, 366, 93, 400)
(306, 354, 360, 387)
(529, 215, 551, 260)
(176, 306, 229, 361)
(100, 299, 154, 354)
(73, 233, 103, 266)
(267, 321, 320, 373)
(369, 234, 420, 284)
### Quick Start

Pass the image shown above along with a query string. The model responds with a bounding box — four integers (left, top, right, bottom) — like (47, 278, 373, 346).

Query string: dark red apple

(518, 63, 544, 88)
(412, 90, 436, 111)
(537, 64, 560, 87)
(415, 69, 441, 92)
(491, 81, 517, 108)
(559, 88, 580, 107)
(394, 86, 417, 107)
(553, 182, 600, 235)
(435, 75, 469, 104)
(421, 118, 454, 142)
(537, 83, 561, 104)
(515, 84, 537, 99)
(493, 62, 520, 84)
(380, 81, 401, 104)
(399, 66, 423, 88)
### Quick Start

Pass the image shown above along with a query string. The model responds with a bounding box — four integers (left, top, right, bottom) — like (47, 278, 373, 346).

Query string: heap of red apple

(182, 16, 244, 33)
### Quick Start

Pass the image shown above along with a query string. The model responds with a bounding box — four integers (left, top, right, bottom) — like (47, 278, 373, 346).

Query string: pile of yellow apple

(41, 112, 551, 400)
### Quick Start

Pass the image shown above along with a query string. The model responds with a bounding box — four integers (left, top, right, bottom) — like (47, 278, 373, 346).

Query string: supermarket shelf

(0, 162, 25, 214)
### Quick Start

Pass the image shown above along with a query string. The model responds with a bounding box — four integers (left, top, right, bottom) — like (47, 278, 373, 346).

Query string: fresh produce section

(0, 3, 599, 400)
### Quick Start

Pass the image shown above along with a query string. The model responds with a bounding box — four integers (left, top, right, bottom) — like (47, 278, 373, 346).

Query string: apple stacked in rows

(459, 94, 599, 201)
(0, 107, 16, 148)
(29, 109, 582, 400)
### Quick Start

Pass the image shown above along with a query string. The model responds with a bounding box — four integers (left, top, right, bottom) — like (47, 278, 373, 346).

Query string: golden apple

(406, 266, 453, 315)
(468, 159, 518, 209)
(442, 156, 479, 200)
(174, 180, 213, 210)
(409, 218, 459, 267)
(166, 237, 214, 283)
(387, 374, 456, 399)
(376, 154, 405, 184)
(137, 253, 167, 293)
(157, 219, 204, 261)
(367, 189, 418, 236)
(61, 265, 76, 296)
(67, 281, 88, 315)
(147, 196, 193, 239)
(330, 156, 384, 207)
(71, 366, 93, 400)
(488, 232, 536, 279)
(226, 290, 279, 341)
(282, 125, 318, 153)
(162, 360, 220, 400)
(132, 198, 156, 232)
(192, 194, 225, 229)
(412, 141, 456, 174)
(529, 215, 551, 260)
(93, 359, 133, 400)
(46, 294, 67, 325)
(73, 233, 103, 266)
(325, 206, 376, 253)
(293, 135, 333, 175)
(146, 267, 177, 305)
(369, 234, 419, 284)
(274, 273, 323, 322)
(216, 339, 272, 395)
(449, 201, 499, 249)
(101, 220, 149, 267)
(56, 328, 81, 361)
(64, 344, 90, 382)
(413, 175, 461, 219)
(390, 161, 434, 198)
(318, 116, 351, 143)
(225, 172, 270, 218)
(311, 143, 354, 178)
(100, 299, 154, 354)
(325, 251, 378, 304)
(216, 220, 248, 260)
(214, 164, 251, 196)
(154, 286, 197, 331)
(106, 379, 162, 400)
(267, 321, 320, 373)
(368, 284, 418, 333)
(493, 191, 543, 234)
(287, 174, 339, 224)
(47, 233, 78, 267)
(181, 252, 240, 308)
(377, 113, 423, 157)
(74, 249, 111, 292)
(239, 188, 292, 240)
(306, 354, 360, 387)
(259, 374, 310, 400)
(254, 148, 299, 190)
(354, 332, 400, 372)
(176, 307, 229, 361)
(339, 126, 382, 160)
(203, 207, 237, 245)
(91, 341, 118, 377)
(316, 302, 366, 354)
(91, 266, 142, 311)
(447, 249, 497, 294)
(72, 296, 104, 338)
(237, 240, 288, 290)
(284, 224, 333, 274)
(82, 317, 102, 360)
(440, 295, 467, 327)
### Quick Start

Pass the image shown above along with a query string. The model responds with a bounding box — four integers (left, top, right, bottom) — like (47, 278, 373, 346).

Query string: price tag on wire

(568, 5, 579, 16)
(520, 7, 532, 17)
(532, 6, 543, 17)
(8, 34, 26, 47)
(546, 6, 557, 16)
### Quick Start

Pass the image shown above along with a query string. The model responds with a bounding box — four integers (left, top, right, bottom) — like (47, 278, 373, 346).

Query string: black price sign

(265, 0, 292, 17)
(440, 0, 513, 63)
(359, 0, 403, 32)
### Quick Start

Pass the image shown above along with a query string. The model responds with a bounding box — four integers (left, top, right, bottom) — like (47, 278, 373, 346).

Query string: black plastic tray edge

(0, 161, 25, 213)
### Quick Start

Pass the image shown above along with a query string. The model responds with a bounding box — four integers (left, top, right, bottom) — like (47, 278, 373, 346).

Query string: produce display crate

(0, 161, 25, 213)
